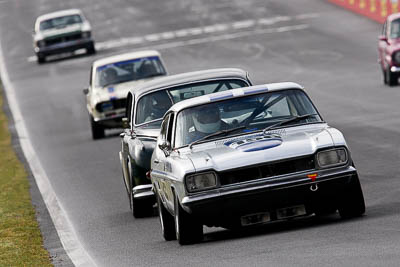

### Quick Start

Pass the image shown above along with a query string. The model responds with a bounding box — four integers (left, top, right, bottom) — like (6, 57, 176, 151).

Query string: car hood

(92, 77, 159, 103)
(183, 123, 346, 173)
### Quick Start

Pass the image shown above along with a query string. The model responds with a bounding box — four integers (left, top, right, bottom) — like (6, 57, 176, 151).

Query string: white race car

(83, 50, 167, 139)
(33, 9, 95, 63)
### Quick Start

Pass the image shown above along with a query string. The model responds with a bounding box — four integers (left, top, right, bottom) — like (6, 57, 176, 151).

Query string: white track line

(27, 13, 319, 62)
(143, 24, 310, 51)
(0, 37, 96, 266)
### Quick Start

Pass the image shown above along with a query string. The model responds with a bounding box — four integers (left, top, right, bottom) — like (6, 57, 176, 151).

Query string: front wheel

(386, 67, 398, 86)
(174, 194, 203, 245)
(157, 194, 176, 241)
(338, 175, 366, 219)
(37, 54, 46, 64)
(87, 43, 96, 55)
(90, 116, 104, 139)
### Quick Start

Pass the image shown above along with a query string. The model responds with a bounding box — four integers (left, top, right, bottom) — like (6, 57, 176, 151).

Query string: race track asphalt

(1, 0, 400, 266)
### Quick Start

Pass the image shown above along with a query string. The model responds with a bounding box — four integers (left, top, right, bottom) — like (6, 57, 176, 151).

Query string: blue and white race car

(151, 82, 366, 245)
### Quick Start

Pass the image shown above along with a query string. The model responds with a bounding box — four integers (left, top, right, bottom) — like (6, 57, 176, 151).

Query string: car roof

(92, 50, 162, 69)
(131, 68, 249, 98)
(169, 82, 304, 112)
(36, 9, 83, 23)
(388, 12, 400, 22)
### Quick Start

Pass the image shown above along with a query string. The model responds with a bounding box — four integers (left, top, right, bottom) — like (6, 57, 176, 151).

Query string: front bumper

(390, 66, 400, 72)
(35, 38, 94, 56)
(181, 166, 358, 227)
(133, 184, 155, 200)
(94, 114, 125, 128)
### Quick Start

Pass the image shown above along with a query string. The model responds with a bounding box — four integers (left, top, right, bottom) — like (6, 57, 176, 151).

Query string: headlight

(317, 148, 348, 168)
(36, 40, 45, 48)
(186, 172, 217, 192)
(82, 31, 91, 38)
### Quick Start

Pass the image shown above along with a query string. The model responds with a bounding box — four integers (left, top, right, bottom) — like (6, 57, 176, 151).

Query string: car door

(120, 94, 134, 199)
(152, 113, 174, 207)
(162, 112, 176, 210)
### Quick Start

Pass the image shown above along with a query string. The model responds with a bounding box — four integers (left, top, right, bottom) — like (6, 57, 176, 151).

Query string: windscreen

(175, 89, 322, 147)
(95, 57, 166, 88)
(39, 15, 83, 31)
(391, 19, 400, 38)
(135, 79, 249, 126)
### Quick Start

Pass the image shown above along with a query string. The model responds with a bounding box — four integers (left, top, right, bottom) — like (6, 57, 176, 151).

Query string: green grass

(0, 83, 53, 266)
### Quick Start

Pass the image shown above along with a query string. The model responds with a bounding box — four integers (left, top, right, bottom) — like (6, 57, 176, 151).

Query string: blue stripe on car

(209, 91, 233, 101)
(243, 87, 268, 95)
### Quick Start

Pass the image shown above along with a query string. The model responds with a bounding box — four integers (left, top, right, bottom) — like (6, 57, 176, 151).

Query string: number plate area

(276, 205, 306, 220)
(241, 212, 271, 226)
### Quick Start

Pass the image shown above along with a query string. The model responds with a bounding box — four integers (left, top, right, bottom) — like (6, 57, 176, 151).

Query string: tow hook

(310, 184, 318, 192)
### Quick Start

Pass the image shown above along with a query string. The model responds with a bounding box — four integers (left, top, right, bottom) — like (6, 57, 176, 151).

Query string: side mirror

(379, 35, 388, 42)
(122, 117, 130, 129)
(83, 88, 89, 95)
(158, 140, 171, 156)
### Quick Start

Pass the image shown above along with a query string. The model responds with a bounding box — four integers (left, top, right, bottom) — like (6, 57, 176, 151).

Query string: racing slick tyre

(90, 116, 104, 139)
(338, 175, 366, 219)
(174, 194, 203, 245)
(157, 195, 176, 241)
(386, 67, 398, 86)
(37, 54, 46, 64)
(87, 43, 96, 55)
(382, 69, 388, 84)
(131, 192, 147, 218)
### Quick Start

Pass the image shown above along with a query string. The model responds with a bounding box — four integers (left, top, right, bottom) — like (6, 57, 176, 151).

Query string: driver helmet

(192, 105, 221, 134)
(103, 68, 118, 84)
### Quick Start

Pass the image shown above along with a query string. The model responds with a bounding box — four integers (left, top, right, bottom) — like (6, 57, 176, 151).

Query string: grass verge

(0, 82, 52, 266)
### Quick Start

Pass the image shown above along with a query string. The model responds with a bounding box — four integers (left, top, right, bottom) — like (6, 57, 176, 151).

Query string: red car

(378, 13, 400, 86)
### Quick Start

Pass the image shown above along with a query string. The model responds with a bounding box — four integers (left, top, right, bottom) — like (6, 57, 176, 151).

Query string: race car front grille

(44, 33, 83, 46)
(95, 98, 127, 113)
(219, 155, 315, 186)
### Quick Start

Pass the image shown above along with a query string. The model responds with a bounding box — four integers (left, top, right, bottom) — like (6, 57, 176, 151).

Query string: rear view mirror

(159, 140, 171, 156)
(122, 117, 130, 129)
(379, 35, 387, 42)
(83, 88, 89, 95)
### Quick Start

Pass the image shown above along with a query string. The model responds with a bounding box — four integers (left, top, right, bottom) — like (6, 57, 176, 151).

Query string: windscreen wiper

(262, 114, 317, 135)
(189, 126, 246, 149)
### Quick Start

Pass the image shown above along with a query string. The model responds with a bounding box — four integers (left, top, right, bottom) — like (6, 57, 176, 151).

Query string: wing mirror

(158, 140, 171, 156)
(83, 88, 89, 95)
(379, 35, 388, 42)
(122, 117, 130, 129)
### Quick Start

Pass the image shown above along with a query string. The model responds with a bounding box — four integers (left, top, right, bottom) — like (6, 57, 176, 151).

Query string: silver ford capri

(151, 82, 365, 245)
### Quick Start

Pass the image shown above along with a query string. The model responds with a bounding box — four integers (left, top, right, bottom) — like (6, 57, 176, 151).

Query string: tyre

(157, 194, 176, 241)
(87, 43, 96, 55)
(127, 158, 154, 218)
(131, 193, 146, 218)
(338, 175, 366, 219)
(37, 54, 46, 64)
(131, 193, 154, 218)
(382, 68, 388, 84)
(386, 66, 398, 86)
(90, 116, 104, 139)
(174, 194, 203, 245)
